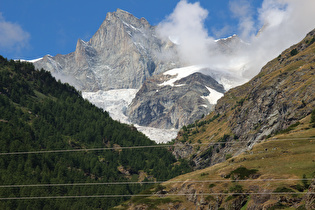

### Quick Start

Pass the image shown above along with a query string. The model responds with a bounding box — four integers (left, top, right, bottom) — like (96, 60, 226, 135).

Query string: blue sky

(0, 0, 266, 60)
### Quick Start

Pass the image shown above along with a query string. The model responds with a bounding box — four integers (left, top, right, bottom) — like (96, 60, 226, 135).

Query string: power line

(0, 138, 313, 156)
(0, 179, 312, 188)
(0, 145, 171, 155)
(0, 192, 313, 200)
(267, 137, 315, 140)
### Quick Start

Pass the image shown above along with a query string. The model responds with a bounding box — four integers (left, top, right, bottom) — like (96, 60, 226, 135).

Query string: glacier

(82, 89, 178, 143)
(82, 65, 249, 143)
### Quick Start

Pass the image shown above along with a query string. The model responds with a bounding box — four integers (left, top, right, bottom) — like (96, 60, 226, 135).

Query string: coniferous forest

(0, 56, 191, 209)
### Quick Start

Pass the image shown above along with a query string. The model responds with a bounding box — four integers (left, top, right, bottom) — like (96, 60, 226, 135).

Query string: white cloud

(229, 0, 256, 40)
(0, 13, 30, 52)
(156, 0, 214, 65)
(211, 25, 232, 39)
(242, 0, 315, 77)
(156, 0, 315, 80)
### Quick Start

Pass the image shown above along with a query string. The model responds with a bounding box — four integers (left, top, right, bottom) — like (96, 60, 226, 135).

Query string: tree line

(0, 56, 191, 209)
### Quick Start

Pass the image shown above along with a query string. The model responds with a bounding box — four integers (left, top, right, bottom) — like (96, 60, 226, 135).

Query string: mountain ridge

(33, 8, 248, 135)
(173, 28, 315, 169)
(34, 9, 180, 91)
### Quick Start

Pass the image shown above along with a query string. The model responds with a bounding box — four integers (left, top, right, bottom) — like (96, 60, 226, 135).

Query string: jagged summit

(33, 9, 251, 133)
(115, 8, 132, 16)
(34, 9, 180, 91)
(114, 8, 149, 24)
(89, 8, 152, 52)
(33, 8, 246, 93)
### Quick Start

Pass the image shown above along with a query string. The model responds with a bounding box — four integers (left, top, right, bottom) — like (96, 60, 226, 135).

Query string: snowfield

(82, 89, 178, 143)
(17, 58, 43, 63)
(81, 66, 249, 143)
(158, 65, 205, 87)
(82, 89, 138, 124)
(201, 86, 224, 105)
(159, 65, 248, 91)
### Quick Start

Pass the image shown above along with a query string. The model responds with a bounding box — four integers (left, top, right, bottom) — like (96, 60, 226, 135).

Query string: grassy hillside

(0, 57, 191, 209)
(173, 29, 315, 170)
(117, 115, 314, 209)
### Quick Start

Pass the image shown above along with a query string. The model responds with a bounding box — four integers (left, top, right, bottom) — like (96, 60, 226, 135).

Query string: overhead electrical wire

(0, 137, 313, 201)
(0, 178, 313, 188)
(0, 192, 313, 200)
(0, 137, 313, 156)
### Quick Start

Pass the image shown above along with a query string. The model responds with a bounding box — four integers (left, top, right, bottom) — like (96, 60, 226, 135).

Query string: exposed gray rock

(34, 9, 180, 91)
(303, 179, 315, 210)
(175, 28, 315, 169)
(127, 72, 225, 129)
(34, 9, 245, 132)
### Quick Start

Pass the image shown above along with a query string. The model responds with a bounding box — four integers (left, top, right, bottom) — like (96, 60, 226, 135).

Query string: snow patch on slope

(214, 34, 237, 42)
(201, 86, 224, 105)
(136, 126, 178, 143)
(158, 65, 205, 86)
(17, 57, 43, 63)
(198, 68, 248, 91)
(159, 65, 248, 91)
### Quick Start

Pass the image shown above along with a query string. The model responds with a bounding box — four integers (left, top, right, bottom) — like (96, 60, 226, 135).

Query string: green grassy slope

(117, 115, 314, 209)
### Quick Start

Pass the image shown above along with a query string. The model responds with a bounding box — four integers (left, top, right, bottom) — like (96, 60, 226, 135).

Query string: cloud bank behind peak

(156, 0, 315, 80)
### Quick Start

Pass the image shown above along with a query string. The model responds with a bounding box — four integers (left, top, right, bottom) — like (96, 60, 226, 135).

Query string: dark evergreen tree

(0, 56, 191, 209)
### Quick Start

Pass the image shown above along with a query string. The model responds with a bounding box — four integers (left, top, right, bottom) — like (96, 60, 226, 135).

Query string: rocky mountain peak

(215, 34, 244, 54)
(34, 9, 180, 91)
(114, 8, 149, 27)
(115, 8, 132, 16)
(33, 9, 249, 134)
(92, 8, 151, 48)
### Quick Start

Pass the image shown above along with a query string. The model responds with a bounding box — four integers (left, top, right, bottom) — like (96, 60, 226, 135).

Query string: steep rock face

(219, 29, 315, 147)
(34, 9, 179, 91)
(127, 72, 225, 129)
(34, 10, 245, 131)
(175, 28, 315, 168)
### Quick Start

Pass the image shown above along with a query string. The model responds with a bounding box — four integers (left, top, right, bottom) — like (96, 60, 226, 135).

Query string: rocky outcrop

(34, 9, 180, 91)
(175, 28, 315, 168)
(127, 71, 225, 129)
(221, 29, 315, 147)
(303, 179, 315, 210)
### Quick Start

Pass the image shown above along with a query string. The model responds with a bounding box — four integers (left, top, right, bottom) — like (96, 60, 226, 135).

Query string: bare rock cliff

(127, 72, 225, 129)
(34, 9, 179, 91)
(175, 28, 315, 169)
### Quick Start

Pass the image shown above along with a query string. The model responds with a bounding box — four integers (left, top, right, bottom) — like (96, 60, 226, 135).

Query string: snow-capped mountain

(80, 64, 247, 141)
(33, 9, 248, 142)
